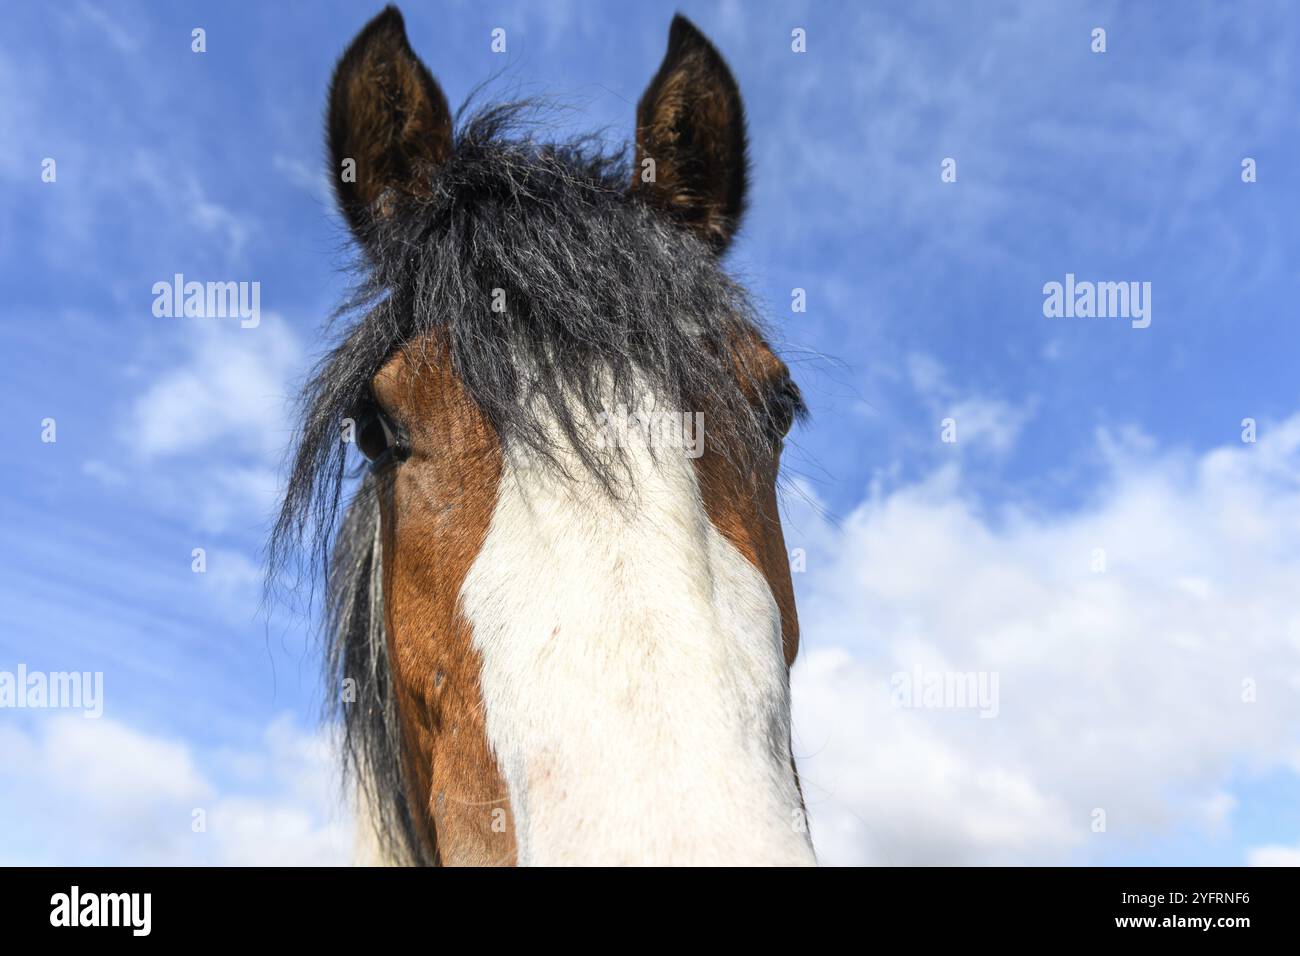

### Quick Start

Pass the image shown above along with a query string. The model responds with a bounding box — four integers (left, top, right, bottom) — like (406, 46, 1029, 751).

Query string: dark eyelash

(763, 376, 806, 438)
(354, 400, 411, 466)
(778, 377, 807, 422)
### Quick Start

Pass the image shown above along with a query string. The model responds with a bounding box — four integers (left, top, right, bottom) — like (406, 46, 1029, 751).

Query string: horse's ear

(327, 6, 452, 241)
(633, 15, 748, 253)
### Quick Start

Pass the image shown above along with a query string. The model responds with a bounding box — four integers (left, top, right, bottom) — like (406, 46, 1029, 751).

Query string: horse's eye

(355, 406, 406, 464)
(765, 377, 804, 440)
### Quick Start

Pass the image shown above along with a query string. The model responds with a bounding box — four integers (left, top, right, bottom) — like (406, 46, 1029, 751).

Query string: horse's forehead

(372, 336, 456, 414)
(369, 324, 797, 642)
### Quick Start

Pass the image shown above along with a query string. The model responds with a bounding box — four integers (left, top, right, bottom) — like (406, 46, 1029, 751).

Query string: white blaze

(459, 390, 814, 865)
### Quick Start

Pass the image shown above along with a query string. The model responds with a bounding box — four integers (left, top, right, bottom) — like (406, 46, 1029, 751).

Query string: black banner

(0, 866, 1285, 941)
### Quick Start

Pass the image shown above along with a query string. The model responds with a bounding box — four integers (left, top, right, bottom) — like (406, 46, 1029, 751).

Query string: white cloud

(131, 315, 300, 461)
(902, 351, 1034, 455)
(122, 314, 300, 536)
(1246, 842, 1300, 867)
(787, 411, 1300, 865)
(81, 458, 127, 486)
(946, 397, 1031, 455)
(0, 714, 350, 866)
(42, 717, 210, 807)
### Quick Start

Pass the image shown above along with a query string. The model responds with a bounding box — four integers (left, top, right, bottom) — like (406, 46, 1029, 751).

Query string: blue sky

(2, 0, 1299, 865)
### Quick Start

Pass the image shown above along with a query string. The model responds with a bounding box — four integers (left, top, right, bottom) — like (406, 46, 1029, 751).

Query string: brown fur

(694, 330, 801, 666)
(372, 334, 516, 865)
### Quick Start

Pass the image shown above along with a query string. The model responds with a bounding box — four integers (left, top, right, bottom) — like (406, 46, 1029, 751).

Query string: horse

(271, 5, 815, 866)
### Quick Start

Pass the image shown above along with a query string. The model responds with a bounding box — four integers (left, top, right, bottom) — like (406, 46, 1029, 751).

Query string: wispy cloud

(903, 351, 1035, 456)
(129, 315, 300, 461)
(69, 1, 141, 55)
